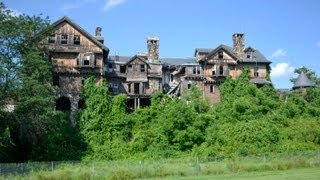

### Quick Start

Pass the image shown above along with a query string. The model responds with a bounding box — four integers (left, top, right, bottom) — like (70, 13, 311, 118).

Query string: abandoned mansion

(49, 16, 271, 114)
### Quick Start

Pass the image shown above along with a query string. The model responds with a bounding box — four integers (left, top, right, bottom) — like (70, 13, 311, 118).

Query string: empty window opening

(254, 69, 259, 77)
(193, 67, 196, 74)
(187, 84, 191, 89)
(218, 51, 223, 59)
(171, 74, 173, 82)
(140, 64, 145, 72)
(219, 66, 224, 75)
(134, 83, 140, 94)
(120, 65, 126, 73)
(61, 35, 68, 44)
(56, 97, 71, 111)
(197, 67, 201, 74)
(128, 83, 131, 93)
(49, 34, 55, 43)
(83, 55, 90, 65)
(247, 52, 251, 58)
(74, 35, 80, 45)
(127, 65, 133, 73)
(210, 85, 214, 93)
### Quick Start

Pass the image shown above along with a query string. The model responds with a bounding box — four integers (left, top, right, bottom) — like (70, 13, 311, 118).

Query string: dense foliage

(1, 2, 320, 162)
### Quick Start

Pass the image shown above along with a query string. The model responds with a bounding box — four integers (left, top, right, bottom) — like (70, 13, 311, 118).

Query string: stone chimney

(232, 33, 245, 59)
(147, 36, 159, 62)
(95, 27, 104, 44)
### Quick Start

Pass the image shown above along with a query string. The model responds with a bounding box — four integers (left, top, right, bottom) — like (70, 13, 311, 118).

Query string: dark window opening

(120, 65, 126, 73)
(134, 83, 140, 94)
(128, 83, 131, 93)
(218, 51, 223, 59)
(219, 66, 224, 75)
(108, 63, 113, 72)
(140, 64, 145, 72)
(212, 69, 216, 76)
(254, 70, 259, 77)
(170, 74, 173, 82)
(56, 97, 71, 111)
(48, 34, 55, 43)
(187, 84, 191, 89)
(210, 85, 214, 93)
(61, 35, 68, 44)
(53, 75, 59, 86)
(84, 59, 90, 65)
(197, 68, 200, 74)
(193, 67, 196, 74)
(74, 35, 80, 45)
(247, 53, 251, 58)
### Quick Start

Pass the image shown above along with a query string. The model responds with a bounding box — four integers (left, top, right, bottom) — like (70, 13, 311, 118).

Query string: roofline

(199, 44, 238, 62)
(51, 16, 109, 52)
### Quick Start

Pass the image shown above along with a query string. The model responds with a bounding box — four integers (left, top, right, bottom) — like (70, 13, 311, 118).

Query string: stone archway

(56, 96, 71, 111)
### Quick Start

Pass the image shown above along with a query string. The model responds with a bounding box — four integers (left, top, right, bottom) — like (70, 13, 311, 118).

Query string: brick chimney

(147, 36, 159, 62)
(95, 27, 104, 44)
(232, 33, 245, 59)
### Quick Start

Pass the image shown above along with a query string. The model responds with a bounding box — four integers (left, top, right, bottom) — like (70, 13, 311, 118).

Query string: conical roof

(293, 72, 314, 89)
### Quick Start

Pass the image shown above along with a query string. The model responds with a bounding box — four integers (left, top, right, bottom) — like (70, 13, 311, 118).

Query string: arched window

(56, 97, 71, 111)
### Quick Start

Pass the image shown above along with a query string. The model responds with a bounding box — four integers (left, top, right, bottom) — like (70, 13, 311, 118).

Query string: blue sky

(3, 0, 320, 89)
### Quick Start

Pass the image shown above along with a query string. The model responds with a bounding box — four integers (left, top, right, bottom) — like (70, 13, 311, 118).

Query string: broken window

(48, 34, 55, 43)
(254, 68, 259, 77)
(128, 83, 131, 93)
(197, 67, 201, 74)
(61, 35, 68, 44)
(140, 64, 145, 72)
(219, 66, 224, 75)
(212, 65, 216, 76)
(210, 85, 214, 93)
(188, 84, 191, 89)
(120, 65, 126, 73)
(74, 35, 80, 45)
(218, 51, 223, 59)
(127, 65, 133, 73)
(56, 97, 71, 111)
(83, 55, 90, 65)
(193, 67, 196, 74)
(134, 83, 139, 94)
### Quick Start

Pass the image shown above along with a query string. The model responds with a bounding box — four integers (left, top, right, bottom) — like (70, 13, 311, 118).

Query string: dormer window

(218, 51, 223, 59)
(48, 34, 55, 43)
(61, 35, 68, 44)
(74, 35, 80, 45)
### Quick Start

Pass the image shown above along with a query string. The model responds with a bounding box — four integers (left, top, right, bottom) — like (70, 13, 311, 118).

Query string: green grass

(2, 151, 320, 179)
(164, 166, 320, 180)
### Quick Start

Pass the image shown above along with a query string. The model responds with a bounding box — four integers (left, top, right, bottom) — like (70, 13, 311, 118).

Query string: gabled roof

(125, 55, 148, 65)
(51, 16, 109, 52)
(199, 44, 238, 62)
(293, 72, 314, 89)
(194, 48, 214, 57)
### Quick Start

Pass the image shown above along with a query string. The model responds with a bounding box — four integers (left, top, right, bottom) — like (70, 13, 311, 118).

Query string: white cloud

(317, 41, 320, 48)
(103, 0, 126, 11)
(271, 49, 287, 59)
(270, 62, 294, 78)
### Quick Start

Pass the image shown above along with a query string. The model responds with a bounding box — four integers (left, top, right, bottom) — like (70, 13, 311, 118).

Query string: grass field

(165, 167, 320, 180)
(1, 151, 320, 179)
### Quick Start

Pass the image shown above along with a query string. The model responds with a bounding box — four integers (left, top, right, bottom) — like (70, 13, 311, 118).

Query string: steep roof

(51, 16, 109, 52)
(194, 48, 214, 57)
(199, 44, 238, 62)
(293, 72, 314, 89)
